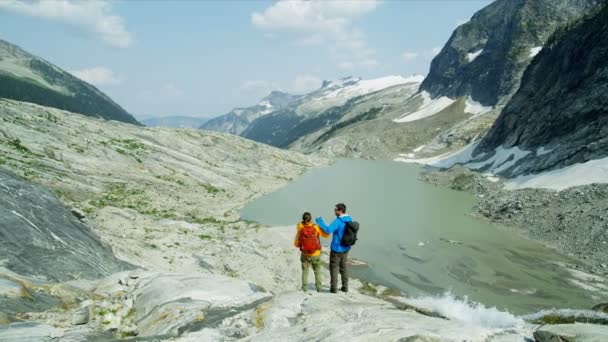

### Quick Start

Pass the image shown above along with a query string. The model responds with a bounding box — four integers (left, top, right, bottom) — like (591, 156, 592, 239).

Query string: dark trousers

(329, 251, 349, 291)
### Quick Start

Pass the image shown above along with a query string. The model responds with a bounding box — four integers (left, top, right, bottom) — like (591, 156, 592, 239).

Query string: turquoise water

(241, 159, 607, 314)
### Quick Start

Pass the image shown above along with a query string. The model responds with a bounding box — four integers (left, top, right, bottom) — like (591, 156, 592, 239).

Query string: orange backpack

(299, 224, 321, 254)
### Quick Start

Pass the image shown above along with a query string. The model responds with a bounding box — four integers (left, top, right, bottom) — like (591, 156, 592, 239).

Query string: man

(294, 212, 328, 292)
(316, 203, 352, 293)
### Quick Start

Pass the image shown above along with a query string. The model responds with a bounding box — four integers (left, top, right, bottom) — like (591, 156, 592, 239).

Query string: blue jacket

(316, 215, 352, 253)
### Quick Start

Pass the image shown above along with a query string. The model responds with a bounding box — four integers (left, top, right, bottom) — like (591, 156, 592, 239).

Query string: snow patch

(467, 49, 483, 63)
(394, 91, 456, 123)
(322, 75, 422, 101)
(407, 293, 524, 329)
(258, 100, 273, 108)
(529, 46, 543, 58)
(468, 146, 531, 174)
(505, 156, 608, 191)
(537, 146, 554, 156)
(464, 97, 493, 115)
(413, 145, 426, 153)
(395, 142, 479, 167)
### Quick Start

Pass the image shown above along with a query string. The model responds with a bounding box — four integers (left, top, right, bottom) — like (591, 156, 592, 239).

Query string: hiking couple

(294, 203, 359, 293)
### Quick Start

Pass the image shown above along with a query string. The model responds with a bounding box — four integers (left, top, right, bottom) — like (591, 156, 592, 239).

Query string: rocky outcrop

(473, 3, 608, 177)
(420, 0, 599, 107)
(0, 39, 139, 125)
(533, 323, 608, 341)
(0, 168, 132, 282)
(201, 91, 298, 135)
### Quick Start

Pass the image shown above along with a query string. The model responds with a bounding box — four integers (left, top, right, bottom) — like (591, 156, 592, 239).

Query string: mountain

(200, 91, 299, 135)
(420, 0, 599, 107)
(241, 75, 419, 148)
(142, 115, 209, 128)
(0, 39, 139, 125)
(469, 3, 608, 179)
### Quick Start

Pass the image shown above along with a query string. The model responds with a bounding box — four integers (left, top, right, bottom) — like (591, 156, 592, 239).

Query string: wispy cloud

(402, 51, 419, 62)
(241, 74, 321, 96)
(70, 66, 121, 86)
(0, 0, 132, 48)
(252, 0, 381, 69)
(291, 74, 321, 93)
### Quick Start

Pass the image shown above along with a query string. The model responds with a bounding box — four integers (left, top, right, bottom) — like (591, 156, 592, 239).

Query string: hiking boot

(330, 288, 338, 293)
(340, 287, 348, 293)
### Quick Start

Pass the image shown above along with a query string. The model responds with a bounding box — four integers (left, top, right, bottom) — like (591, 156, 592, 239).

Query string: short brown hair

(335, 203, 346, 213)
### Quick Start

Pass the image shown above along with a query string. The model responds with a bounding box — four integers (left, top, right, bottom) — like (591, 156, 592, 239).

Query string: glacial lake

(241, 159, 607, 314)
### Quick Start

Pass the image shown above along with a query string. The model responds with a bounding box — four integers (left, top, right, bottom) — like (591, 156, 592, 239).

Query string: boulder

(533, 323, 608, 342)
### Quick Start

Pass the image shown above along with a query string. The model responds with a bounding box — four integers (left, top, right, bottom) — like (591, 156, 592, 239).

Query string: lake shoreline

(420, 165, 608, 282)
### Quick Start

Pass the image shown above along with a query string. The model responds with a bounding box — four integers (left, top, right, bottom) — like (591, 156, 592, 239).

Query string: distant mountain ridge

(200, 91, 299, 135)
(0, 39, 139, 125)
(241, 75, 421, 148)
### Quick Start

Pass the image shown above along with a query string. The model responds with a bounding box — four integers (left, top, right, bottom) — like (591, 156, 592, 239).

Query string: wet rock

(533, 323, 608, 342)
(592, 303, 608, 313)
(398, 334, 443, 342)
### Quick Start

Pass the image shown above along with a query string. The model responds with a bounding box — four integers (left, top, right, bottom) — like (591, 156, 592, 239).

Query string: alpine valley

(2, 0, 608, 341)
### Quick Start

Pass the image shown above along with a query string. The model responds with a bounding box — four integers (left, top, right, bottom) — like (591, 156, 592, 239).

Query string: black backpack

(339, 219, 359, 247)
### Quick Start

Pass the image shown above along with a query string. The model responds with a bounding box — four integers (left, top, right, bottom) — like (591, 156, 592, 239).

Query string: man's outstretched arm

(316, 216, 340, 234)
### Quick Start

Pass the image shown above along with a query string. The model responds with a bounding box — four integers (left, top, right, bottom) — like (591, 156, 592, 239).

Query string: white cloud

(160, 83, 184, 98)
(291, 75, 321, 93)
(0, 0, 132, 48)
(251, 0, 381, 69)
(431, 46, 442, 56)
(70, 66, 120, 86)
(402, 51, 419, 62)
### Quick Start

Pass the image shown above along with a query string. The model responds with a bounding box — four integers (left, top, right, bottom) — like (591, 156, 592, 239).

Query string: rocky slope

(201, 91, 298, 135)
(241, 76, 417, 148)
(0, 39, 139, 125)
(469, 3, 608, 179)
(420, 0, 599, 107)
(142, 115, 209, 128)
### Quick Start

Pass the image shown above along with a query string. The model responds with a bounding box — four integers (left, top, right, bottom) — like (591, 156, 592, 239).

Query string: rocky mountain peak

(420, 0, 599, 107)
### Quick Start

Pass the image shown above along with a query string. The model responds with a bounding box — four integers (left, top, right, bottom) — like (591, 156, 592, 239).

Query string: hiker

(294, 212, 328, 292)
(316, 203, 354, 293)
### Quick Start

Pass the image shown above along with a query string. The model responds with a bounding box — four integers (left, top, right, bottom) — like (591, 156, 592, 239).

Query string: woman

(294, 212, 328, 292)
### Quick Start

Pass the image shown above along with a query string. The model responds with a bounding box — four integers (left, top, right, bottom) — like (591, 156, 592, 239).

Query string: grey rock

(421, 0, 599, 107)
(534, 323, 608, 342)
(592, 303, 608, 313)
(474, 4, 608, 177)
(398, 335, 444, 342)
(0, 168, 133, 283)
(70, 304, 92, 325)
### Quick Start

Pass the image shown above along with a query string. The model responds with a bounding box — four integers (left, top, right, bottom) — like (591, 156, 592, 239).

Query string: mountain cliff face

(0, 39, 139, 125)
(200, 91, 298, 135)
(420, 0, 599, 107)
(471, 3, 608, 177)
(241, 76, 417, 148)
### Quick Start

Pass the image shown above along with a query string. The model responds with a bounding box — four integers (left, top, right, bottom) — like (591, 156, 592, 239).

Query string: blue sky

(0, 0, 490, 118)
